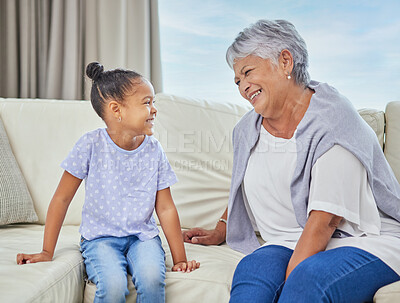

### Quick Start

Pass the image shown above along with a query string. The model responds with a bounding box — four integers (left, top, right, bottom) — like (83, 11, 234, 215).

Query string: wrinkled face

(121, 79, 157, 136)
(233, 55, 288, 117)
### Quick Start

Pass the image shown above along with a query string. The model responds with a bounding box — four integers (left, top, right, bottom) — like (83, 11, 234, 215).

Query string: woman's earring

(287, 74, 291, 80)
(118, 116, 122, 122)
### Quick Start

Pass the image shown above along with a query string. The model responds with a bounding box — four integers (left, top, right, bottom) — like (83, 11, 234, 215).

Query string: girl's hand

(16, 251, 53, 265)
(172, 260, 200, 273)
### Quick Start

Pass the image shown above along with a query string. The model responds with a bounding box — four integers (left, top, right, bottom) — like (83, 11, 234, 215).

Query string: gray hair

(226, 19, 310, 87)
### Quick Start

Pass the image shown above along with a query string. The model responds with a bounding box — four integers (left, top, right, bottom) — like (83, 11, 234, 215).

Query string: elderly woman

(183, 19, 400, 302)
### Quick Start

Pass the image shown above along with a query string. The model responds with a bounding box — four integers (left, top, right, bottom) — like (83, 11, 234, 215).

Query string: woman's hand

(16, 251, 53, 265)
(172, 260, 200, 273)
(183, 208, 227, 245)
(182, 227, 226, 245)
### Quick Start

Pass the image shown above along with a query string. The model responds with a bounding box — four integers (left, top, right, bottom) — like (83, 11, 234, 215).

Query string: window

(159, 0, 400, 110)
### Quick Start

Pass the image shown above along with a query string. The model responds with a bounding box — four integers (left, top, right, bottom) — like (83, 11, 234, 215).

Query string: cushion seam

(165, 276, 232, 286)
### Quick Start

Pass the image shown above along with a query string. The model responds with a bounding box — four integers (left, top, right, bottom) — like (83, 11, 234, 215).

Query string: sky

(158, 0, 400, 110)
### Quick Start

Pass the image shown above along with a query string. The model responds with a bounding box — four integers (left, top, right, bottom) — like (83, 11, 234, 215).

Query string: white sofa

(0, 94, 399, 303)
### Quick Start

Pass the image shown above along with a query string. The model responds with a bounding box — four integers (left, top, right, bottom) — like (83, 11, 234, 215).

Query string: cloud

(159, 0, 256, 39)
(159, 0, 400, 109)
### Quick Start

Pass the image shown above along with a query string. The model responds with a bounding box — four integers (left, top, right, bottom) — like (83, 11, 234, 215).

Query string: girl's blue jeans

(80, 235, 166, 303)
(230, 245, 400, 303)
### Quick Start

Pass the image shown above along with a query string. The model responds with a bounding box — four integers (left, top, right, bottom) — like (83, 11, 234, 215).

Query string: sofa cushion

(374, 280, 400, 303)
(0, 223, 243, 303)
(83, 228, 244, 302)
(0, 224, 84, 302)
(0, 117, 38, 225)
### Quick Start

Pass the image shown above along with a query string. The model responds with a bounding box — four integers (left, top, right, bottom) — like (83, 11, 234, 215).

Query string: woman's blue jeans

(80, 235, 166, 303)
(230, 245, 400, 303)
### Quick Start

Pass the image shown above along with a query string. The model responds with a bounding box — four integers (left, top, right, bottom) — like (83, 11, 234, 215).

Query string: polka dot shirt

(61, 128, 178, 241)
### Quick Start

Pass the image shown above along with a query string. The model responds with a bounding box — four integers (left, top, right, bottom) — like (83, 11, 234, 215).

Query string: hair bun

(86, 62, 104, 81)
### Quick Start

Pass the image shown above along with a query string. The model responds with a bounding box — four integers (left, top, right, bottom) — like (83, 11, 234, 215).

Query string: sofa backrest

(153, 94, 251, 229)
(384, 102, 400, 183)
(0, 97, 399, 228)
(0, 99, 104, 225)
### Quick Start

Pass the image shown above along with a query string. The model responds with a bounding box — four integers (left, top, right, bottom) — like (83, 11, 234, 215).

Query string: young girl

(17, 62, 200, 302)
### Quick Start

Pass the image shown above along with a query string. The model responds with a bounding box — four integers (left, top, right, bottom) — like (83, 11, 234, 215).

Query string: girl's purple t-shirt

(61, 128, 178, 241)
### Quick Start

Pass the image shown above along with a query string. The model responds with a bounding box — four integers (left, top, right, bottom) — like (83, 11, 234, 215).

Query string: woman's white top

(243, 125, 400, 274)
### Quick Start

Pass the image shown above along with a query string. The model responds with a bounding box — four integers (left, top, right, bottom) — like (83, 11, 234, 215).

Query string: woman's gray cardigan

(226, 80, 400, 255)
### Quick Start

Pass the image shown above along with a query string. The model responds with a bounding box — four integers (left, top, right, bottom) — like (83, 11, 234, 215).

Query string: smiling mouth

(250, 89, 262, 101)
